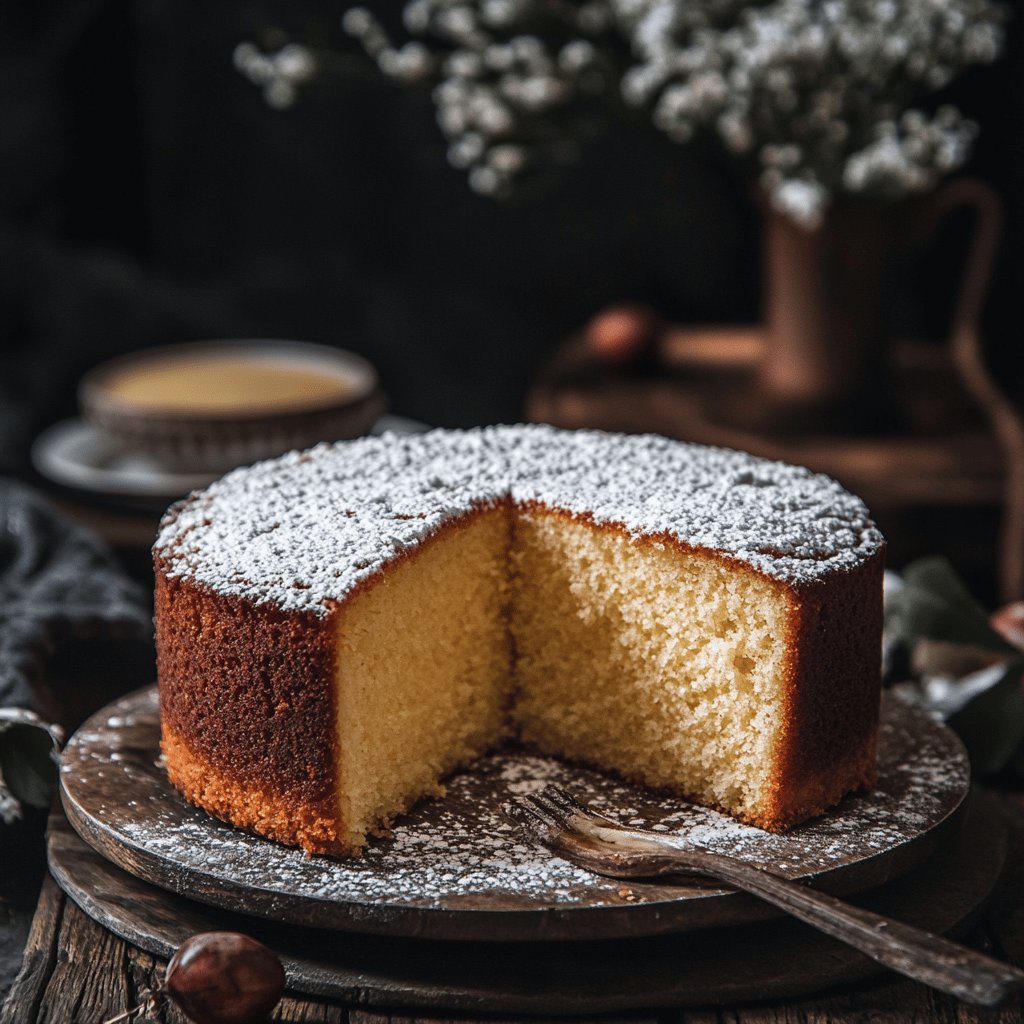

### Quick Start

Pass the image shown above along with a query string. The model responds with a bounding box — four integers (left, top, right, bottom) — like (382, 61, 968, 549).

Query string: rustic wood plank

(5, 891, 1024, 1024)
(348, 1016, 659, 1024)
(5, 796, 1024, 1022)
(125, 947, 190, 1024)
(35, 895, 132, 1023)
(725, 983, 947, 1024)
(272, 995, 347, 1022)
(0, 876, 63, 1024)
(676, 1012, 728, 1024)
(0, 905, 32, 1010)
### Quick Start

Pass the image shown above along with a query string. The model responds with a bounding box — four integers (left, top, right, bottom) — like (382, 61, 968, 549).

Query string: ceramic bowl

(80, 340, 385, 473)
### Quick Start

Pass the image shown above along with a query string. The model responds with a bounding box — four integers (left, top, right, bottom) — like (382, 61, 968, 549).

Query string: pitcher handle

(916, 178, 1024, 600)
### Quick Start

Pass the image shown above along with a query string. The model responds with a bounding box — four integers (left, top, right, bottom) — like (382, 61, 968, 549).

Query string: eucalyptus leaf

(919, 661, 1008, 718)
(0, 721, 59, 808)
(946, 661, 1024, 775)
(886, 557, 1017, 654)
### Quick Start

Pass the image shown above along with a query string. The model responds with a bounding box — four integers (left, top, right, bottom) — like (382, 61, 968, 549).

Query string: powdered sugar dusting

(154, 425, 883, 615)
(62, 690, 967, 933)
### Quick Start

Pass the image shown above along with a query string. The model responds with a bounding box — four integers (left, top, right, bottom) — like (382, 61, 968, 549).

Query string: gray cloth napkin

(0, 480, 151, 718)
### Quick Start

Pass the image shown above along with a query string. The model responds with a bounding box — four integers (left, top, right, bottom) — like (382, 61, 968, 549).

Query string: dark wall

(1, 1, 1020, 475)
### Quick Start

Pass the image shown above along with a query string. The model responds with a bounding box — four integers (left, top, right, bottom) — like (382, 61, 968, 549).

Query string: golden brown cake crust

(161, 723, 359, 856)
(155, 561, 346, 854)
(767, 547, 885, 829)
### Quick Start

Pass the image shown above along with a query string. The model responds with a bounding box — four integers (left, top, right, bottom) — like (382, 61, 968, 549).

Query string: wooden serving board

(46, 797, 1008, 1013)
(58, 687, 970, 942)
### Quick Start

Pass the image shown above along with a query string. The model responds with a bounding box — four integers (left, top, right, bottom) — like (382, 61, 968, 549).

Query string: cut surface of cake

(154, 425, 884, 856)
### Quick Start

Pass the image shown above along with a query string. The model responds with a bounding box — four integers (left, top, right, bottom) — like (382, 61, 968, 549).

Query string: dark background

(1, 0, 1022, 473)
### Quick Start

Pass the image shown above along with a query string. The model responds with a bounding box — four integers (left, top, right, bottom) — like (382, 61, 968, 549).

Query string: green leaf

(947, 662, 1024, 775)
(887, 557, 1018, 654)
(0, 723, 59, 809)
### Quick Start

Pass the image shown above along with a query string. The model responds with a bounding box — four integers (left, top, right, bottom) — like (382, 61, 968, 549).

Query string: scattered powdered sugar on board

(62, 690, 968, 922)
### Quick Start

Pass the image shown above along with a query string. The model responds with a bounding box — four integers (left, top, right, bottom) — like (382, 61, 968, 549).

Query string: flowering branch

(616, 0, 1005, 226)
(236, 0, 1007, 226)
(342, 1, 625, 197)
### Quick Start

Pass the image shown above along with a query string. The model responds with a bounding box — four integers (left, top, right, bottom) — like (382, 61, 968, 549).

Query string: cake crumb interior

(332, 503, 793, 849)
(511, 510, 790, 822)
(333, 506, 512, 851)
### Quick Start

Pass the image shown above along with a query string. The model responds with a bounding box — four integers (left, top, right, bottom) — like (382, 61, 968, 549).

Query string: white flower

(342, 8, 373, 36)
(488, 144, 527, 174)
(439, 6, 477, 39)
(234, 42, 315, 107)
(446, 50, 483, 78)
(481, 0, 520, 29)
(470, 94, 515, 134)
(559, 40, 598, 74)
(274, 44, 315, 83)
(769, 178, 829, 229)
(448, 132, 485, 167)
(403, 0, 431, 34)
(484, 43, 516, 72)
(469, 165, 501, 193)
(719, 111, 753, 152)
(437, 102, 468, 135)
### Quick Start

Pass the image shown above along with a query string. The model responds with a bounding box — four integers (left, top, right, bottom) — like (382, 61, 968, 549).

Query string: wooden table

(3, 791, 1023, 1024)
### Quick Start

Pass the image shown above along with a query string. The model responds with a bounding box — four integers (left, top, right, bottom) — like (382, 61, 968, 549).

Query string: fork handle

(684, 849, 1024, 1007)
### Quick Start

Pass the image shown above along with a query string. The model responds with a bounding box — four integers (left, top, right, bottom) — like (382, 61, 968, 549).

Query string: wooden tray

(47, 796, 1008, 1013)
(59, 687, 970, 942)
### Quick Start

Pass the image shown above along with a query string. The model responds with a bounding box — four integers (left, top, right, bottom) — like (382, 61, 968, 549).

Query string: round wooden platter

(47, 796, 1008, 1013)
(59, 687, 970, 943)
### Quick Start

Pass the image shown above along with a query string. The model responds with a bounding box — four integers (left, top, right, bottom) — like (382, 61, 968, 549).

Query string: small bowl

(80, 340, 386, 473)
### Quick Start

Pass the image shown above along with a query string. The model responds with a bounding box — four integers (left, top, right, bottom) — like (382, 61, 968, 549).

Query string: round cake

(154, 425, 885, 856)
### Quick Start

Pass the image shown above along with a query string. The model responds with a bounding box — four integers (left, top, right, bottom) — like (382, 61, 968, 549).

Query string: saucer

(32, 415, 427, 504)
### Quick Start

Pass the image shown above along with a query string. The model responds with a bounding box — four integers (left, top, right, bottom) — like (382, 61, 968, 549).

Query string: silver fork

(506, 785, 1024, 1008)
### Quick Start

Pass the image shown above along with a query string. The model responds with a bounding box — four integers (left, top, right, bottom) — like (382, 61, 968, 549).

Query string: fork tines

(531, 784, 589, 818)
(506, 784, 605, 839)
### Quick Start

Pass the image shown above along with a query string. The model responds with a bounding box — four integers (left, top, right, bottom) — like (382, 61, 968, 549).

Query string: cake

(154, 425, 884, 857)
